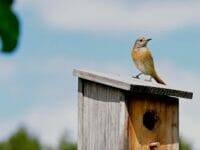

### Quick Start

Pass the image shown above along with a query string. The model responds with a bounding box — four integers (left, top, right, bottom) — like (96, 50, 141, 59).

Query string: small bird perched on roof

(131, 37, 166, 85)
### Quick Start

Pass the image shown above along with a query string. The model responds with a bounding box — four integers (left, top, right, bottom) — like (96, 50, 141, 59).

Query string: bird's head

(133, 37, 152, 49)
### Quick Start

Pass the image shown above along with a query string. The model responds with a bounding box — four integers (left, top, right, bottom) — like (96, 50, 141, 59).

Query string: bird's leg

(145, 76, 152, 82)
(136, 72, 143, 78)
(132, 72, 143, 79)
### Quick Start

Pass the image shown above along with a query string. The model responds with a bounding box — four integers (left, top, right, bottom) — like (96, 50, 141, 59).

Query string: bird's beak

(147, 38, 152, 42)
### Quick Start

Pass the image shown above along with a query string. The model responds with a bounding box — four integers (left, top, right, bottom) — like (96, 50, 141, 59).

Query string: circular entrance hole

(143, 111, 159, 130)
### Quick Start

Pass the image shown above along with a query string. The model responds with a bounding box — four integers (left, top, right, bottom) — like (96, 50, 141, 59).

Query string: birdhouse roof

(73, 69, 193, 99)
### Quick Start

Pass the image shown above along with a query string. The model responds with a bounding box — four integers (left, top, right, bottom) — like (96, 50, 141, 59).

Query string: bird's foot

(132, 75, 140, 79)
(132, 73, 142, 79)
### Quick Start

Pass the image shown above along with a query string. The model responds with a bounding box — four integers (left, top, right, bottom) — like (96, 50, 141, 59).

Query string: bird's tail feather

(153, 73, 166, 85)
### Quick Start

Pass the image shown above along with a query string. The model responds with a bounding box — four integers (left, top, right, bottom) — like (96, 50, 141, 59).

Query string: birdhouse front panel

(127, 94, 179, 150)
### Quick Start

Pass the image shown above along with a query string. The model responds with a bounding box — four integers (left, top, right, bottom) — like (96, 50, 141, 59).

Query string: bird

(131, 37, 166, 85)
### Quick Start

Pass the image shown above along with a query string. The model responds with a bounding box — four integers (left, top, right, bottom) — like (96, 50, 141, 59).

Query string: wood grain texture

(73, 69, 193, 99)
(78, 79, 126, 150)
(127, 94, 179, 150)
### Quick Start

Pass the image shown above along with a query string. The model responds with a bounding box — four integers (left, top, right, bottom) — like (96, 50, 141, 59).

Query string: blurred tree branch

(0, 0, 20, 53)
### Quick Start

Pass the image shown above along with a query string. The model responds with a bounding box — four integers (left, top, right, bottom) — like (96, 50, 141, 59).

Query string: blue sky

(0, 0, 200, 149)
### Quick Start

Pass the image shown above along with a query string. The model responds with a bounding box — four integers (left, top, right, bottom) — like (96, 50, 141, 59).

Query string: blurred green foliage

(0, 0, 20, 53)
(58, 133, 77, 150)
(180, 137, 192, 150)
(0, 127, 192, 150)
(0, 128, 77, 150)
(0, 128, 41, 150)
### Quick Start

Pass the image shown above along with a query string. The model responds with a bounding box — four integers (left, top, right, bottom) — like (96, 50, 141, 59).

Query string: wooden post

(73, 69, 193, 150)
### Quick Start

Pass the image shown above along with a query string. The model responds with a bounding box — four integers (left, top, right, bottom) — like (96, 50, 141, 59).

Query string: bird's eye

(139, 39, 143, 42)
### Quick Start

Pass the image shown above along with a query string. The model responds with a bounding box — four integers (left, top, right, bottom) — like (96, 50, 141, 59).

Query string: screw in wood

(149, 142, 160, 150)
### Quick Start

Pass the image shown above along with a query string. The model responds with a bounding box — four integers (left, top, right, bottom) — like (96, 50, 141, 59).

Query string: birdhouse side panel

(78, 79, 126, 150)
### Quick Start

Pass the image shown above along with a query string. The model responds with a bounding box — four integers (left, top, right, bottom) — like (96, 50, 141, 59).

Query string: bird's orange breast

(132, 48, 155, 75)
(132, 48, 150, 63)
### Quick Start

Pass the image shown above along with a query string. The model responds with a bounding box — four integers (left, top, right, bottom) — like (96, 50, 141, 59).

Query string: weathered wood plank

(78, 80, 126, 150)
(78, 78, 84, 150)
(73, 69, 193, 99)
(73, 69, 130, 90)
(119, 99, 129, 150)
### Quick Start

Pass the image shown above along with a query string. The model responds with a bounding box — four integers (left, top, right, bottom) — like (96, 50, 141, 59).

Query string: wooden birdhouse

(73, 69, 193, 150)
